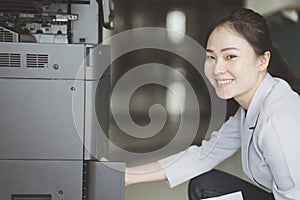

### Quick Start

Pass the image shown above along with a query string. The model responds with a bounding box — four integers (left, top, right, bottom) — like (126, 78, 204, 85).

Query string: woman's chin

(216, 91, 233, 100)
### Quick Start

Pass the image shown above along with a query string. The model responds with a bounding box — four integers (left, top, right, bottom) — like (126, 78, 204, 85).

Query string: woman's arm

(260, 116, 300, 199)
(126, 162, 166, 186)
(125, 108, 243, 188)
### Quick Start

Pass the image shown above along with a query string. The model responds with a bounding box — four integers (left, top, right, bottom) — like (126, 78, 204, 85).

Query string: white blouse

(159, 73, 300, 199)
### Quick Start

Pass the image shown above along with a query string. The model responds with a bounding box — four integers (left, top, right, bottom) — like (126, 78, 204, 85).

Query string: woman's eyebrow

(206, 49, 214, 53)
(221, 47, 240, 52)
(206, 47, 240, 53)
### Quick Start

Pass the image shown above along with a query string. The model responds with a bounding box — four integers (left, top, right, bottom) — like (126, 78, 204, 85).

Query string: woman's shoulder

(258, 78, 300, 144)
(271, 77, 299, 103)
(261, 76, 300, 119)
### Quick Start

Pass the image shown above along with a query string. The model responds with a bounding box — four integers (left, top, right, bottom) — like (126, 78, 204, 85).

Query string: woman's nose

(213, 60, 227, 75)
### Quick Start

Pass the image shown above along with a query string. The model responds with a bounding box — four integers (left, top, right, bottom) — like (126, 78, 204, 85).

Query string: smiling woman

(124, 8, 300, 200)
(204, 26, 270, 109)
(187, 8, 300, 199)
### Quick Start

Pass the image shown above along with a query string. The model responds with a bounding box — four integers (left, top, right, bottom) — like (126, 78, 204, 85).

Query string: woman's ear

(258, 51, 271, 71)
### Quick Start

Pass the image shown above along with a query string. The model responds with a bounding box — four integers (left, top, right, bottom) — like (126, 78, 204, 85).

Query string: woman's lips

(215, 79, 234, 87)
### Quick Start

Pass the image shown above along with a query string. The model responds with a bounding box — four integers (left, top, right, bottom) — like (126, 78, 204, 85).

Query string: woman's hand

(100, 158, 166, 186)
(100, 157, 109, 162)
(100, 157, 134, 187)
(125, 167, 136, 187)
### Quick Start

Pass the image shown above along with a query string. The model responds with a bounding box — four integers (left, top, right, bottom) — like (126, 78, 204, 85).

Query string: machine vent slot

(0, 53, 21, 67)
(26, 54, 48, 68)
(0, 27, 18, 42)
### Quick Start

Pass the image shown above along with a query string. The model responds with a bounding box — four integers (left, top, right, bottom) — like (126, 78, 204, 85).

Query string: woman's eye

(206, 55, 215, 60)
(226, 55, 237, 60)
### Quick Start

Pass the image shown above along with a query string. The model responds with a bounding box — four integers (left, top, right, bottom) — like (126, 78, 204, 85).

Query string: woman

(125, 8, 300, 199)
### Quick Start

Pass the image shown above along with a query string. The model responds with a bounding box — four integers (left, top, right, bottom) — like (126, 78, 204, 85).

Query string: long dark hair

(207, 8, 300, 94)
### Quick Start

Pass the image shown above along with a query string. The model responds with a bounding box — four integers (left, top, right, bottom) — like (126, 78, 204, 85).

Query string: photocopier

(0, 0, 125, 199)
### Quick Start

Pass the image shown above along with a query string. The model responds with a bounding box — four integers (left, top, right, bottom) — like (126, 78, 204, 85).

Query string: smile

(215, 79, 234, 86)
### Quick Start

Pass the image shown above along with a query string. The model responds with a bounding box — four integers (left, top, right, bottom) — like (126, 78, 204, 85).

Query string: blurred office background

(103, 0, 300, 199)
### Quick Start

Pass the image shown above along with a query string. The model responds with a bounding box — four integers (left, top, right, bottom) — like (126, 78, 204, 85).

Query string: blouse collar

(243, 73, 277, 128)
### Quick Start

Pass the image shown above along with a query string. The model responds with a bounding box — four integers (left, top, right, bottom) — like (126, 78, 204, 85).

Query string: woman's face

(204, 26, 267, 108)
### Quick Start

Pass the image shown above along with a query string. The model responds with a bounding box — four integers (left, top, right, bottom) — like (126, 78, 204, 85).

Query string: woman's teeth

(217, 79, 233, 85)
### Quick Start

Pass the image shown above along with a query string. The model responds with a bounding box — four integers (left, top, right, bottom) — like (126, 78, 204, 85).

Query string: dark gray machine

(0, 0, 125, 199)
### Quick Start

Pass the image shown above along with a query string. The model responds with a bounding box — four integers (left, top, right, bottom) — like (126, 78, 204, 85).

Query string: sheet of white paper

(202, 191, 244, 200)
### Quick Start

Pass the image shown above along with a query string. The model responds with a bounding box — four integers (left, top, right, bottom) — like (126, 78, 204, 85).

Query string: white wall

(246, 0, 300, 15)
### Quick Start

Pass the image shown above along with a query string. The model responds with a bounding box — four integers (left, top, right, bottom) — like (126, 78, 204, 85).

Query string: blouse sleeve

(158, 109, 242, 188)
(259, 114, 300, 199)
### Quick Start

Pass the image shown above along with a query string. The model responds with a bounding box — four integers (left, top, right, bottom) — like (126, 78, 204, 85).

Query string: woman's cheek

(204, 62, 210, 78)
(204, 62, 214, 84)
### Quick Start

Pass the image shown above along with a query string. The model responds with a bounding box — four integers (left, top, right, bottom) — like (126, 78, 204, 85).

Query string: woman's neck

(234, 72, 267, 110)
